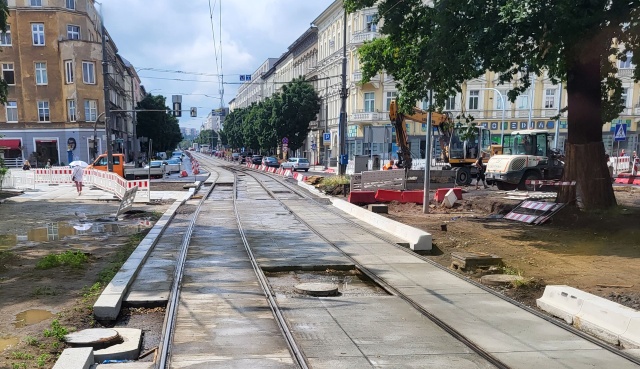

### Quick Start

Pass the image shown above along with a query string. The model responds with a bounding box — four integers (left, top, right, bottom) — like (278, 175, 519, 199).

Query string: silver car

(280, 157, 310, 172)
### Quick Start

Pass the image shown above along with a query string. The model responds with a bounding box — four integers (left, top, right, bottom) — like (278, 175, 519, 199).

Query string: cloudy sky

(103, 0, 334, 129)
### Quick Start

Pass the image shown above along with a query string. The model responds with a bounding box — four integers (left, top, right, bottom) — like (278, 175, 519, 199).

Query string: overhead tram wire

(208, 0, 222, 97)
(218, 0, 224, 107)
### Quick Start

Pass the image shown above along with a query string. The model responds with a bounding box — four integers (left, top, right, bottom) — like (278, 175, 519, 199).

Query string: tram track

(150, 154, 640, 368)
(228, 161, 640, 368)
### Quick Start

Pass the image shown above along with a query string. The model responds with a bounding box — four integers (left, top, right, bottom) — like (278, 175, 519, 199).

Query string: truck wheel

(455, 167, 472, 186)
(518, 171, 541, 191)
(496, 181, 518, 191)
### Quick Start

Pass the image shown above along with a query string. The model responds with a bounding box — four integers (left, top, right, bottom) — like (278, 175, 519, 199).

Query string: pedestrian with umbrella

(69, 160, 88, 195)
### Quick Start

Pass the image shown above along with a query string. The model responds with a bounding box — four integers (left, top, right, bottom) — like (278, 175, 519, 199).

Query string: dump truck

(89, 153, 165, 180)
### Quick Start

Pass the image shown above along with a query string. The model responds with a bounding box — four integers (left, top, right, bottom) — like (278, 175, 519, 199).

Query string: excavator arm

(389, 100, 453, 169)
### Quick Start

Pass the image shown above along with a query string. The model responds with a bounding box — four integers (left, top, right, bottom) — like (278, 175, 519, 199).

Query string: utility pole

(130, 73, 138, 165)
(338, 9, 348, 175)
(99, 4, 113, 172)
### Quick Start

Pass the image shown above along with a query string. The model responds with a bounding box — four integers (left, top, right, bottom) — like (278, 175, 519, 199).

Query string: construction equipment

(485, 130, 564, 191)
(389, 100, 493, 185)
(389, 100, 454, 170)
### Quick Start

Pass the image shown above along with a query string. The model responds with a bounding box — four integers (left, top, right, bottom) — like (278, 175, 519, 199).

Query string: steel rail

(229, 166, 509, 368)
(237, 163, 640, 367)
(231, 171, 310, 369)
(155, 169, 219, 369)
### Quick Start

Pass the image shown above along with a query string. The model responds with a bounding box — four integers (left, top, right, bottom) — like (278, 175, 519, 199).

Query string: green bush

(36, 251, 88, 270)
(43, 320, 68, 342)
(321, 175, 350, 186)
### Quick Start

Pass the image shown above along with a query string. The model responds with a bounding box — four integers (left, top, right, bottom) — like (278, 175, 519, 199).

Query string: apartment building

(0, 0, 140, 167)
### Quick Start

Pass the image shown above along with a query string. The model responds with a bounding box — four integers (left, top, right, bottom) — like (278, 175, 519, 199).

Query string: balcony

(350, 31, 379, 45)
(350, 111, 381, 122)
(635, 107, 640, 115)
(618, 69, 634, 78)
(352, 71, 362, 83)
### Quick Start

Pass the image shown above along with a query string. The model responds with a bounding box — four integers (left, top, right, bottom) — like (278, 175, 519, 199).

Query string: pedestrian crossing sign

(614, 123, 627, 142)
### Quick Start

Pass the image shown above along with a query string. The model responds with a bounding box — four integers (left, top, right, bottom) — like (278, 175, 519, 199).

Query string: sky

(103, 0, 334, 130)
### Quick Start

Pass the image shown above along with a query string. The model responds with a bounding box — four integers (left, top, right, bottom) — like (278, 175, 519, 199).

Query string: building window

(35, 62, 48, 85)
(544, 89, 556, 109)
(365, 14, 377, 32)
(67, 25, 80, 40)
(620, 52, 634, 69)
(364, 92, 375, 113)
(2, 63, 15, 85)
(66, 0, 75, 10)
(82, 62, 95, 84)
(445, 95, 456, 110)
(84, 100, 97, 122)
(6, 101, 18, 123)
(30, 0, 42, 6)
(64, 60, 74, 84)
(621, 88, 628, 107)
(0, 25, 12, 46)
(385, 91, 397, 111)
(37, 101, 50, 122)
(468, 90, 479, 110)
(67, 100, 76, 122)
(517, 95, 529, 109)
(31, 23, 45, 45)
(495, 91, 507, 110)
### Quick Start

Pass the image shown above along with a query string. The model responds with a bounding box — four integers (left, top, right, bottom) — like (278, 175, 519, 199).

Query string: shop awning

(0, 139, 21, 150)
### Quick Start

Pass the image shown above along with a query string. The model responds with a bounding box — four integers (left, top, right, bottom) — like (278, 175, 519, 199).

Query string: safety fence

(184, 151, 201, 174)
(244, 163, 302, 181)
(610, 156, 631, 175)
(2, 167, 149, 199)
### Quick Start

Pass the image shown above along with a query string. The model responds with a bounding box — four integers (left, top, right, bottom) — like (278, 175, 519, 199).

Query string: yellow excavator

(389, 100, 495, 185)
(389, 100, 454, 170)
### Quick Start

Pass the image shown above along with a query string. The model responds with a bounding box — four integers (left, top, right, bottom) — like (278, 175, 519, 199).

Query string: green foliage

(136, 94, 183, 153)
(36, 353, 50, 367)
(35, 251, 88, 270)
(320, 175, 350, 186)
(11, 351, 34, 360)
(97, 232, 146, 286)
(32, 286, 58, 297)
(11, 363, 26, 369)
(345, 0, 637, 121)
(221, 78, 320, 152)
(43, 320, 68, 342)
(24, 336, 39, 346)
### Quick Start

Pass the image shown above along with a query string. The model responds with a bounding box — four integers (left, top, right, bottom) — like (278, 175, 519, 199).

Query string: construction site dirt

(384, 186, 640, 312)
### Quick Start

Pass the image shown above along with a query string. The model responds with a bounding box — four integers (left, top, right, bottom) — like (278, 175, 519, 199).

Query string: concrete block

(93, 292, 124, 321)
(536, 285, 590, 324)
(367, 204, 388, 213)
(93, 328, 142, 363)
(621, 317, 640, 349)
(331, 198, 432, 251)
(442, 188, 457, 208)
(574, 298, 640, 346)
(53, 347, 94, 369)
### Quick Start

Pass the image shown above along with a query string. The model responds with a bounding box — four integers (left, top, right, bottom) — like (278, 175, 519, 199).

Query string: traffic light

(173, 102, 182, 117)
(190, 107, 197, 117)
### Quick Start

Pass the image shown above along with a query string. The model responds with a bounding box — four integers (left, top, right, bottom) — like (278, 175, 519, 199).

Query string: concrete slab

(93, 328, 142, 363)
(53, 347, 94, 369)
(95, 363, 152, 369)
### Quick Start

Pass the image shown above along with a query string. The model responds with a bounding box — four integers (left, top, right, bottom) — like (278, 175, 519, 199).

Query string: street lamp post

(477, 88, 506, 145)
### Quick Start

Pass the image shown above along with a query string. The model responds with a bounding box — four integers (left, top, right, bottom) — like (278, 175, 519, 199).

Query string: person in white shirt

(72, 165, 84, 195)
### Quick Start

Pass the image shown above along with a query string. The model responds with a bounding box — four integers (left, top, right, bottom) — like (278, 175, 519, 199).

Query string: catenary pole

(338, 9, 348, 175)
(423, 90, 433, 214)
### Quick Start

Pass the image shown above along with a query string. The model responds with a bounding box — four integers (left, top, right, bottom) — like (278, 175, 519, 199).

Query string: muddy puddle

(13, 309, 54, 328)
(0, 336, 19, 352)
(0, 220, 153, 250)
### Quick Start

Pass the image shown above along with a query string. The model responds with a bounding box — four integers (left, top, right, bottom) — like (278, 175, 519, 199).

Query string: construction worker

(383, 160, 395, 170)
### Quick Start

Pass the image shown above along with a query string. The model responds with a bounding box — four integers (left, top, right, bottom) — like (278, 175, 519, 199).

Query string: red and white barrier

(610, 156, 631, 175)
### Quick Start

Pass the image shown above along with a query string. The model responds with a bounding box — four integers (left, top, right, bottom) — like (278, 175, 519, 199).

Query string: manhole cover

(294, 283, 339, 297)
(64, 328, 120, 348)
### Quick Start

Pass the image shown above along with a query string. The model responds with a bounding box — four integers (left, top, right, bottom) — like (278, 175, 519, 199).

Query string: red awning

(0, 139, 21, 150)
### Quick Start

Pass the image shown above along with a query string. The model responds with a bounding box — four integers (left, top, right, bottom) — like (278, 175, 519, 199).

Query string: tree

(345, 0, 639, 210)
(274, 77, 321, 152)
(221, 108, 246, 150)
(136, 94, 183, 153)
(0, 2, 9, 105)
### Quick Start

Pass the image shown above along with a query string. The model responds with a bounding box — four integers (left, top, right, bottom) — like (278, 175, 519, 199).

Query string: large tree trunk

(558, 49, 617, 209)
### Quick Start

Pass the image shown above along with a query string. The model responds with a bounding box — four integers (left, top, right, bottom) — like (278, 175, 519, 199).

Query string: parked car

(262, 156, 279, 168)
(231, 153, 240, 161)
(240, 153, 248, 164)
(171, 151, 184, 161)
(165, 158, 181, 173)
(251, 155, 263, 165)
(280, 157, 310, 172)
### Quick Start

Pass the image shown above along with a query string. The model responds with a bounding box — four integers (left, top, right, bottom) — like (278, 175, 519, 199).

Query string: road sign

(240, 75, 252, 82)
(282, 137, 289, 144)
(614, 123, 627, 142)
(323, 133, 331, 145)
(311, 143, 317, 151)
